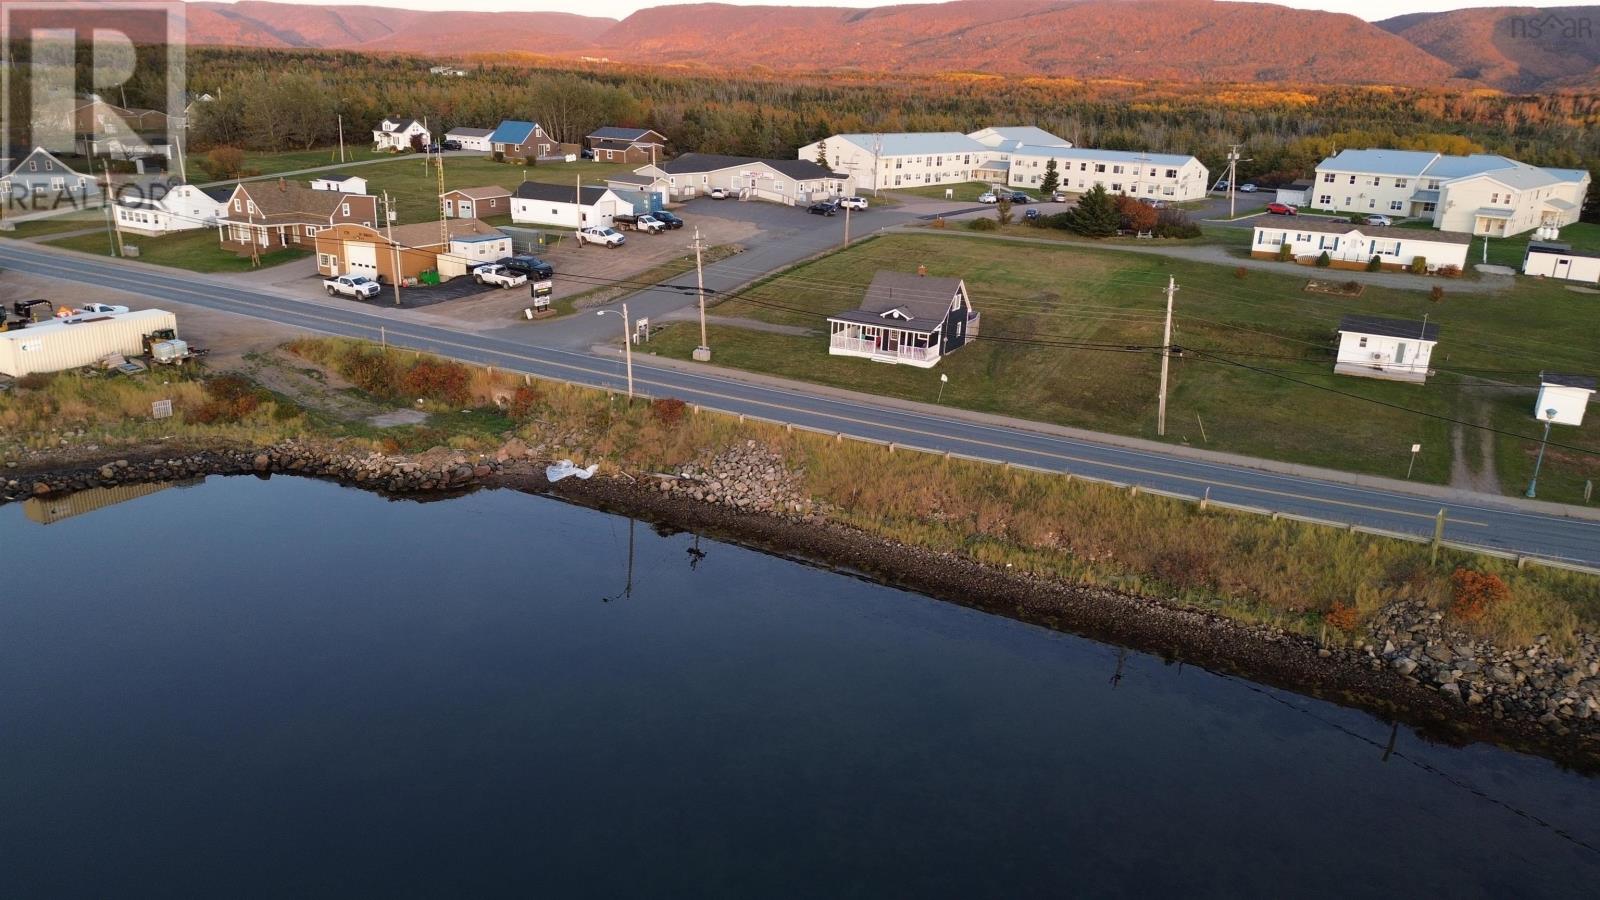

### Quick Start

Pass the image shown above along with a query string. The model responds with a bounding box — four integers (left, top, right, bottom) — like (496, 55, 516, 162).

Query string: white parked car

(473, 264, 528, 289)
(1366, 215, 1394, 227)
(74, 303, 129, 315)
(1051, 192, 1068, 202)
(977, 192, 998, 204)
(838, 196, 868, 210)
(577, 226, 626, 248)
(1238, 183, 1258, 193)
(709, 187, 729, 199)
(323, 274, 381, 299)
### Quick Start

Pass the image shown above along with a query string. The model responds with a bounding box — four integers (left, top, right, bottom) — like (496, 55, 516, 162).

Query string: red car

(1266, 202, 1298, 216)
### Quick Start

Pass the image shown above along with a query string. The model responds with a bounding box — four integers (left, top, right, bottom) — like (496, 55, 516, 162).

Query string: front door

(884, 331, 899, 354)
(1394, 342, 1408, 366)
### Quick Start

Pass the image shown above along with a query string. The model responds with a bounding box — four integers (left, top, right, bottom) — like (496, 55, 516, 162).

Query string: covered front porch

(217, 221, 303, 256)
(827, 319, 942, 367)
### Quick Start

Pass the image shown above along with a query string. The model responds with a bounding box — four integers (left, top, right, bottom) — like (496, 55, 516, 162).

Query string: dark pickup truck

(495, 255, 555, 279)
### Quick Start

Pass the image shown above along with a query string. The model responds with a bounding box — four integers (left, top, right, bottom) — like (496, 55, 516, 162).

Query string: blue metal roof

(833, 132, 991, 156)
(1008, 145, 1200, 168)
(489, 120, 539, 145)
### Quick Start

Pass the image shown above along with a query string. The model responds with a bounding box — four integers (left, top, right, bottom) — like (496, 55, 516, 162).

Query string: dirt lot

(0, 270, 305, 369)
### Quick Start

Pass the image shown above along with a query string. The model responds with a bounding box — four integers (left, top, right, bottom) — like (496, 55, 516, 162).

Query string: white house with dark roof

(1009, 147, 1210, 201)
(1312, 149, 1588, 236)
(1524, 242, 1600, 284)
(372, 117, 430, 152)
(510, 182, 625, 228)
(827, 269, 980, 368)
(1251, 220, 1471, 272)
(1335, 315, 1440, 383)
(1536, 373, 1595, 426)
(445, 127, 494, 152)
(309, 174, 369, 194)
(631, 154, 853, 205)
(798, 132, 993, 191)
(1, 147, 98, 212)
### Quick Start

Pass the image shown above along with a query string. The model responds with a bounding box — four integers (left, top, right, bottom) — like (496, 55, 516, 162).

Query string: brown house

(313, 218, 510, 283)
(489, 120, 559, 163)
(217, 179, 379, 255)
(586, 126, 667, 165)
(440, 186, 511, 219)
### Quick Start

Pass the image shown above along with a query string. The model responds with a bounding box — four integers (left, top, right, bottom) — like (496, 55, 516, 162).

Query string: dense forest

(36, 44, 1600, 218)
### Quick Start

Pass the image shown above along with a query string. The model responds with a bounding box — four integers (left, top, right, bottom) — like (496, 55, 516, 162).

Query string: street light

(597, 303, 634, 399)
(1525, 407, 1559, 498)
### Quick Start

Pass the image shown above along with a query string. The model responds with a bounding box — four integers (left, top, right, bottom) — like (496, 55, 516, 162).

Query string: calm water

(3, 477, 1598, 898)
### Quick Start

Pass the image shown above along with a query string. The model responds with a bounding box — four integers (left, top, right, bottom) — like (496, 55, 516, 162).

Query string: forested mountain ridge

(170, 0, 1600, 91)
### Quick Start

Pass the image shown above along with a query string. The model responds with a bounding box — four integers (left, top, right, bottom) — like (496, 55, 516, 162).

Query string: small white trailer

(0, 309, 179, 377)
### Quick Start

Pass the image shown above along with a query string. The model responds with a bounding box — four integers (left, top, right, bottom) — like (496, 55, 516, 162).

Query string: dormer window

(880, 308, 911, 321)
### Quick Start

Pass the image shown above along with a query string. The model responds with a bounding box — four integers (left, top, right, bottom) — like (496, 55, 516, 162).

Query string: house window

(1323, 173, 1334, 183)
(1372, 177, 1381, 187)
(49, 177, 64, 190)
(305, 226, 318, 236)
(1094, 164, 1105, 173)
(1111, 183, 1122, 193)
(1427, 180, 1441, 190)
(1395, 179, 1408, 189)
(1358, 336, 1368, 348)
(1389, 200, 1403, 211)
(1422, 202, 1437, 213)
(233, 199, 242, 212)
(1165, 169, 1177, 178)
(1112, 165, 1123, 174)
(1369, 199, 1376, 209)
(318, 253, 338, 269)
(341, 203, 350, 216)
(1319, 195, 1331, 206)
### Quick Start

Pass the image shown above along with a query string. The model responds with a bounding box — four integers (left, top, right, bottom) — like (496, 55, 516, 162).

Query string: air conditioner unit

(1371, 352, 1384, 360)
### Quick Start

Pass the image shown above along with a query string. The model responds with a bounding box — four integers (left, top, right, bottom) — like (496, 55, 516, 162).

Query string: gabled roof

(198, 185, 233, 203)
(311, 173, 363, 183)
(1540, 372, 1597, 390)
(606, 173, 658, 187)
(1008, 145, 1201, 168)
(588, 126, 663, 143)
(1253, 218, 1472, 245)
(1319, 148, 1585, 190)
(828, 270, 965, 333)
(379, 116, 422, 131)
(967, 126, 1071, 151)
(4, 146, 89, 178)
(232, 181, 370, 224)
(1338, 315, 1440, 342)
(831, 132, 990, 157)
(653, 153, 844, 181)
(446, 127, 494, 137)
(443, 185, 511, 200)
(490, 120, 540, 145)
(513, 182, 613, 205)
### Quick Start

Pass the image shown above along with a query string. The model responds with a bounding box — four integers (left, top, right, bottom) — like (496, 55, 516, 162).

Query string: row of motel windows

(1027, 161, 1181, 179)
(1257, 231, 1405, 255)
(1318, 195, 1412, 212)
(893, 172, 972, 185)
(1323, 173, 1443, 190)
(1, 177, 88, 191)
(888, 156, 976, 169)
(1027, 177, 1177, 195)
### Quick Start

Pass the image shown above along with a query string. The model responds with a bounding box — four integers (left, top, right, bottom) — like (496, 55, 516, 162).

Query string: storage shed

(1523, 242, 1600, 284)
(0, 309, 177, 377)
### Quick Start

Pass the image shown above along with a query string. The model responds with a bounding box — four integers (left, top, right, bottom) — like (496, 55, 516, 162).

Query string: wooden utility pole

(843, 202, 851, 246)
(101, 160, 123, 257)
(1157, 275, 1177, 437)
(692, 227, 710, 361)
(384, 191, 401, 306)
(337, 114, 345, 163)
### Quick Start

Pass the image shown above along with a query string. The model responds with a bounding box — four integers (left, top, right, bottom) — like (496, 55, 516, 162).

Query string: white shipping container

(0, 309, 178, 377)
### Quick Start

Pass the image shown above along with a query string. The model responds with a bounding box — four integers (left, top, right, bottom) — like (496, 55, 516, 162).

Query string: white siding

(1251, 226, 1468, 270)
(0, 309, 178, 377)
(1524, 250, 1600, 283)
(1535, 384, 1593, 427)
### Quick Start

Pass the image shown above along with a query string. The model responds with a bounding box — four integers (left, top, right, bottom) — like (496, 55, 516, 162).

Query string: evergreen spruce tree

(1066, 184, 1120, 237)
(1039, 158, 1059, 196)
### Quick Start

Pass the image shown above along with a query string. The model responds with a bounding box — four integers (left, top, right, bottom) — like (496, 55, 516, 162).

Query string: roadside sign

(151, 399, 172, 419)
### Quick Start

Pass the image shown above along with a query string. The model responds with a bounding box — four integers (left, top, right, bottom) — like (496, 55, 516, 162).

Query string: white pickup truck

(473, 264, 528, 289)
(324, 274, 381, 299)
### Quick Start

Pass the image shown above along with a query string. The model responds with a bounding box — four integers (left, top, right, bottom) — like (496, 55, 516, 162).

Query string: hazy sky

(200, 0, 1591, 22)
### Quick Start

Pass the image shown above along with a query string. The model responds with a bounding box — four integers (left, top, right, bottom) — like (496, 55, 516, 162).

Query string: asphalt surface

(2, 238, 1597, 568)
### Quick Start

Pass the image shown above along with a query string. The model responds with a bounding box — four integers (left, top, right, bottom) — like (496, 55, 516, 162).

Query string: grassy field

(45, 228, 309, 273)
(888, 181, 1039, 202)
(297, 156, 636, 224)
(230, 146, 388, 176)
(641, 232, 1600, 495)
(1, 210, 107, 239)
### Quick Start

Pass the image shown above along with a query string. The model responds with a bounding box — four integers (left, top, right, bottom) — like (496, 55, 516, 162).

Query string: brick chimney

(916, 264, 927, 277)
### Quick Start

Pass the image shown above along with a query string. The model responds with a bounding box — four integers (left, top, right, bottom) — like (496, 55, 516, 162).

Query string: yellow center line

(6, 248, 1488, 529)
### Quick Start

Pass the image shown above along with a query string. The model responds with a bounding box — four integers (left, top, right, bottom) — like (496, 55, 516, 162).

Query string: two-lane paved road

(3, 240, 1597, 567)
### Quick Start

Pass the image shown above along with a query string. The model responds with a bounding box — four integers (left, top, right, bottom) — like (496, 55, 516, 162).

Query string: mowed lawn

(317, 156, 636, 223)
(46, 228, 309, 273)
(889, 181, 1040, 202)
(644, 232, 1600, 493)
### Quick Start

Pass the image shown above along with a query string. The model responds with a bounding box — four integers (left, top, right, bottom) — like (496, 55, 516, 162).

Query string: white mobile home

(1523, 242, 1600, 284)
(1536, 373, 1595, 427)
(1250, 220, 1470, 272)
(0, 309, 177, 377)
(1007, 147, 1210, 202)
(510, 183, 625, 228)
(309, 174, 369, 194)
(1334, 315, 1439, 383)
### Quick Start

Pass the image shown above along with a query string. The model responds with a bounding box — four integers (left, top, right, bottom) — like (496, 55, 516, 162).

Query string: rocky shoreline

(6, 437, 1599, 770)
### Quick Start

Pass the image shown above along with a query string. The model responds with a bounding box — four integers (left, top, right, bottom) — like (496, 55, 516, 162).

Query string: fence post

(1199, 486, 1210, 510)
(1430, 508, 1446, 566)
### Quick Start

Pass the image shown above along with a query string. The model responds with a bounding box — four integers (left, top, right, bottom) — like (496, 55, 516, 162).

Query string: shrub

(1325, 600, 1360, 632)
(1315, 251, 1331, 268)
(508, 384, 543, 420)
(967, 217, 998, 232)
(1152, 208, 1200, 239)
(16, 372, 54, 391)
(1276, 243, 1293, 262)
(400, 358, 472, 406)
(1366, 255, 1382, 272)
(1233, 266, 1248, 279)
(340, 348, 401, 398)
(995, 197, 1014, 227)
(189, 374, 261, 425)
(1115, 195, 1159, 233)
(1437, 264, 1462, 278)
(1409, 256, 1428, 274)
(1430, 285, 1445, 303)
(650, 397, 688, 426)
(1347, 212, 1367, 225)
(1343, 280, 1361, 293)
(1451, 568, 1510, 622)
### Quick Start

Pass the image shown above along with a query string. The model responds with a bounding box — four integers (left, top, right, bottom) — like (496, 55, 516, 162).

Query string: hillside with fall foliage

(1379, 6, 1600, 90)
